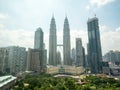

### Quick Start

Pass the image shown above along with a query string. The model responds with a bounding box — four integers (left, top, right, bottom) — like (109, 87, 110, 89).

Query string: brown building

(27, 48, 42, 72)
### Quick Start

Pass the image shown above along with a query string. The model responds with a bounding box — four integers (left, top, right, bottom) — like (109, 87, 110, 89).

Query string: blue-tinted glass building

(87, 17, 102, 74)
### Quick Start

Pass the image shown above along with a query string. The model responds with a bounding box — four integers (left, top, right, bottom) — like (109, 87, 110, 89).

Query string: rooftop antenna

(94, 13, 96, 17)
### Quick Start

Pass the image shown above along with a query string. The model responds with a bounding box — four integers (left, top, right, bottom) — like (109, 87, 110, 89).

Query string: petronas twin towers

(49, 16, 71, 66)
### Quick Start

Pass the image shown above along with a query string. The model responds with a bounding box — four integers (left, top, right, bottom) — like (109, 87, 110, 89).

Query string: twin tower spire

(49, 16, 71, 66)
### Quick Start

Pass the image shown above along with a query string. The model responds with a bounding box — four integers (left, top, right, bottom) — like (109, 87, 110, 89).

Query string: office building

(27, 48, 41, 72)
(87, 17, 102, 73)
(27, 48, 47, 72)
(75, 38, 83, 67)
(34, 27, 44, 50)
(7, 46, 26, 74)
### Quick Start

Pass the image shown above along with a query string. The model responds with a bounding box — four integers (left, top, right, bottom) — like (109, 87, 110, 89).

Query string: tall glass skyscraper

(87, 17, 102, 74)
(63, 17, 71, 65)
(34, 27, 44, 50)
(49, 16, 57, 66)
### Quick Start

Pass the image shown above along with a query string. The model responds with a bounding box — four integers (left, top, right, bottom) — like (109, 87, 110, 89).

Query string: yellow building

(46, 65, 84, 75)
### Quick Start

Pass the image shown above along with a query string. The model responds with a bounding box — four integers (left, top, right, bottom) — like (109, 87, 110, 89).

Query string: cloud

(90, 0, 115, 7)
(0, 23, 4, 28)
(86, 5, 90, 10)
(86, 0, 115, 11)
(0, 13, 8, 19)
(100, 26, 120, 54)
(0, 28, 34, 49)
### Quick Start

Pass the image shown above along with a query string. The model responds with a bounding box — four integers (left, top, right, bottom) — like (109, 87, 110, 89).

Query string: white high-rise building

(7, 46, 26, 74)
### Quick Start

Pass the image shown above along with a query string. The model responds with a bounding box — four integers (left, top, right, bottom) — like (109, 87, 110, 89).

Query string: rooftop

(0, 75, 17, 87)
(87, 17, 98, 23)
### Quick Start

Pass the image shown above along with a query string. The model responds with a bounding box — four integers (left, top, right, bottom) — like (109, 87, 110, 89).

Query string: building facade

(56, 51, 61, 65)
(34, 27, 44, 50)
(87, 17, 102, 74)
(0, 48, 9, 73)
(71, 48, 76, 65)
(43, 49, 47, 68)
(103, 50, 120, 63)
(75, 38, 84, 67)
(27, 48, 47, 72)
(7, 46, 26, 74)
(63, 17, 71, 65)
(49, 16, 57, 66)
(27, 48, 41, 72)
(82, 47, 86, 68)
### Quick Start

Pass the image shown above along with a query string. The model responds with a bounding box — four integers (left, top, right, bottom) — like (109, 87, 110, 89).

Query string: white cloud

(0, 13, 8, 19)
(116, 27, 120, 32)
(100, 26, 120, 54)
(86, 5, 90, 10)
(0, 28, 34, 49)
(86, 0, 115, 11)
(90, 0, 115, 7)
(0, 23, 4, 28)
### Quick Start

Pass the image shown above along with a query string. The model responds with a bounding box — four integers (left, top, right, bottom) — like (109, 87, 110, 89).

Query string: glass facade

(87, 17, 102, 74)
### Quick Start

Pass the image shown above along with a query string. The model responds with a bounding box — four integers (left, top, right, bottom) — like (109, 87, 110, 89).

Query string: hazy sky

(0, 0, 120, 55)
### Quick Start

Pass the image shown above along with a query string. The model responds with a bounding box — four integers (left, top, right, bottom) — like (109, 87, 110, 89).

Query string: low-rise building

(46, 65, 84, 75)
(0, 75, 17, 90)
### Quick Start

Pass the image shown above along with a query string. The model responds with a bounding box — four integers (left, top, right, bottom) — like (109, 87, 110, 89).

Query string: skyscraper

(34, 27, 44, 50)
(63, 17, 71, 65)
(76, 38, 83, 67)
(87, 17, 102, 74)
(49, 16, 57, 66)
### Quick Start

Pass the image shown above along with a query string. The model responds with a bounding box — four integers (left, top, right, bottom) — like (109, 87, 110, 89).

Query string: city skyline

(0, 0, 120, 55)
